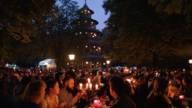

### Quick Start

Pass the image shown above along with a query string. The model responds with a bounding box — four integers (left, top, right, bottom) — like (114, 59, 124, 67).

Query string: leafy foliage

(0, 0, 79, 68)
(0, 0, 55, 43)
(103, 0, 192, 66)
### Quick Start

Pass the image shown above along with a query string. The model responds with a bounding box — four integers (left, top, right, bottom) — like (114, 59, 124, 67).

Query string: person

(109, 75, 137, 108)
(58, 76, 82, 108)
(45, 79, 60, 108)
(145, 78, 172, 108)
(14, 79, 47, 108)
(55, 72, 65, 89)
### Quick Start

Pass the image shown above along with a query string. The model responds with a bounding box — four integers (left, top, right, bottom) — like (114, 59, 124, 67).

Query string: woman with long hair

(109, 75, 137, 108)
(15, 79, 47, 108)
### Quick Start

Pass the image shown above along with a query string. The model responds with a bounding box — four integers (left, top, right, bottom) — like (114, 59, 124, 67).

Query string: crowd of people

(0, 66, 192, 108)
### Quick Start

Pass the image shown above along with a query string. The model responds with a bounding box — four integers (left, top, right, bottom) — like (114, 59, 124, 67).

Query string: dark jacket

(13, 100, 40, 108)
(145, 95, 171, 108)
(111, 96, 137, 108)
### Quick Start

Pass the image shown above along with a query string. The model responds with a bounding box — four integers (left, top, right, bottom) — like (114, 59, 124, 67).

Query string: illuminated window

(98, 47, 101, 50)
(93, 33, 97, 37)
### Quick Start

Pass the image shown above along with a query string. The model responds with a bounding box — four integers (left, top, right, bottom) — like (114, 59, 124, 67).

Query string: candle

(95, 84, 99, 90)
(89, 83, 92, 90)
(93, 99, 101, 108)
(86, 83, 89, 89)
(87, 78, 91, 83)
(79, 83, 83, 90)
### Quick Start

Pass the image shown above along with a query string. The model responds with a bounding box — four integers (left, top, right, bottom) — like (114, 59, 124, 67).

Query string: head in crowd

(153, 78, 168, 93)
(22, 80, 46, 104)
(167, 79, 181, 98)
(64, 76, 75, 93)
(46, 79, 60, 95)
(109, 75, 129, 99)
(55, 72, 64, 81)
(55, 72, 65, 88)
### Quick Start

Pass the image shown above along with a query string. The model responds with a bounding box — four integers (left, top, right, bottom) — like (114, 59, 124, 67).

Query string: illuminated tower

(73, 0, 103, 66)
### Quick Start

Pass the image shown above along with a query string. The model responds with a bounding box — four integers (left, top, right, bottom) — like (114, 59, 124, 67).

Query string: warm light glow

(67, 62, 70, 65)
(79, 83, 83, 90)
(98, 47, 101, 50)
(68, 54, 75, 61)
(189, 59, 192, 64)
(87, 78, 91, 83)
(95, 84, 99, 90)
(106, 60, 111, 65)
(86, 83, 89, 89)
(89, 83, 92, 90)
(93, 99, 101, 107)
(85, 61, 89, 64)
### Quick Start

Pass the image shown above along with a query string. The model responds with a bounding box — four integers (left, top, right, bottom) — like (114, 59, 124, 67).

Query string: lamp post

(68, 54, 75, 67)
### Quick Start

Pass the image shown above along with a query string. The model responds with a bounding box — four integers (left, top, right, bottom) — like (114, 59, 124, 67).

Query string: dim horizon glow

(74, 0, 110, 31)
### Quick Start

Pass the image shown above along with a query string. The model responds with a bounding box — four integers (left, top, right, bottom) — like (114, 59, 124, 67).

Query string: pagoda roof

(78, 4, 94, 15)
(73, 17, 98, 25)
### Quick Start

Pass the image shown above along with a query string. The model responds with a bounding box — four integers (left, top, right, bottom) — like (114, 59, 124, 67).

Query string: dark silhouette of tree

(0, 0, 79, 68)
(103, 0, 192, 67)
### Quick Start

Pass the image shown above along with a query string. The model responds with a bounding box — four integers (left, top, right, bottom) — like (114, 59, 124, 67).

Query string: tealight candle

(93, 99, 101, 107)
(79, 83, 83, 90)
(95, 84, 99, 90)
(87, 78, 91, 83)
(86, 83, 89, 89)
(89, 83, 92, 90)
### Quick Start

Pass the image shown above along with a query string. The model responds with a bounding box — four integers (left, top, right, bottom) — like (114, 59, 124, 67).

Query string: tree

(148, 0, 192, 23)
(103, 0, 192, 66)
(0, 0, 55, 43)
(0, 0, 79, 68)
